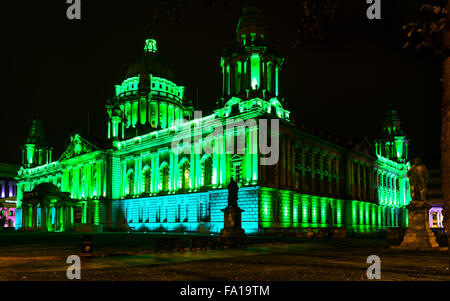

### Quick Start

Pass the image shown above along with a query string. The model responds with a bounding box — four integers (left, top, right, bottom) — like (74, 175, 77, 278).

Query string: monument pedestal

(392, 201, 440, 250)
(219, 206, 247, 247)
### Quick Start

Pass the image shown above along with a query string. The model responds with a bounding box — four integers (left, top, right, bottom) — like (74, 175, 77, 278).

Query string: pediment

(59, 134, 99, 161)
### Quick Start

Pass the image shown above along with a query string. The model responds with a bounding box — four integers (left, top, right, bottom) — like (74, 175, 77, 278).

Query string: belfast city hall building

(14, 3, 412, 235)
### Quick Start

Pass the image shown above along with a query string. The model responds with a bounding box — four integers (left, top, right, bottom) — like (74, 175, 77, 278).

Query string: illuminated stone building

(15, 2, 411, 234)
(0, 163, 19, 228)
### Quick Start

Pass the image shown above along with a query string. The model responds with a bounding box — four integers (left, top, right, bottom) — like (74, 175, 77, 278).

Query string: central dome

(125, 39, 176, 82)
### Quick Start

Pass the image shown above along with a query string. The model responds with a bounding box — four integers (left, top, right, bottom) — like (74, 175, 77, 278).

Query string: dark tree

(294, 0, 338, 46)
(403, 0, 450, 269)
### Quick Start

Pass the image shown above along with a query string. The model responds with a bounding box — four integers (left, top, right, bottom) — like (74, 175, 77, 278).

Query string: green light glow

(251, 54, 260, 90)
(320, 198, 327, 226)
(352, 201, 357, 225)
(302, 197, 309, 224)
(15, 32, 411, 235)
(336, 200, 342, 225)
(359, 202, 364, 225)
(293, 195, 300, 224)
(25, 144, 34, 166)
(144, 39, 158, 53)
(311, 197, 318, 225)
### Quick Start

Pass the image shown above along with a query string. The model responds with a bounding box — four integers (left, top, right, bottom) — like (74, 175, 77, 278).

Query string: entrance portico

(21, 183, 81, 232)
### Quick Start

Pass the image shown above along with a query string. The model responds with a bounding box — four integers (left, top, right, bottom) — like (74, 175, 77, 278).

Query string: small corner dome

(125, 39, 176, 82)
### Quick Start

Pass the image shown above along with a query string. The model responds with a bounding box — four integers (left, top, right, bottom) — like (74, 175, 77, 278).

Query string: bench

(190, 237, 224, 251)
(154, 238, 186, 253)
(219, 236, 247, 248)
(190, 237, 210, 251)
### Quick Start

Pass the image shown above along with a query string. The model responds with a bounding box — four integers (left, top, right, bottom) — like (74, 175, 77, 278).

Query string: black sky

(1, 0, 443, 166)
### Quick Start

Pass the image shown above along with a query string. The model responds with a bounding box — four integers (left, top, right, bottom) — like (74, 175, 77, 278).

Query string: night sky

(2, 0, 443, 166)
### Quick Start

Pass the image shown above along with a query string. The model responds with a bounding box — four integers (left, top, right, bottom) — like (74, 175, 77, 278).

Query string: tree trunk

(442, 0, 450, 271)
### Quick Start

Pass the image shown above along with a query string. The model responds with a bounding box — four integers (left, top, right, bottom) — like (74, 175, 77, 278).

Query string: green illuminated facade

(14, 3, 411, 235)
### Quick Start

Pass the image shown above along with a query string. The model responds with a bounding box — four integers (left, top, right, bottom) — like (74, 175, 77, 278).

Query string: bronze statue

(227, 177, 239, 208)
(407, 158, 430, 201)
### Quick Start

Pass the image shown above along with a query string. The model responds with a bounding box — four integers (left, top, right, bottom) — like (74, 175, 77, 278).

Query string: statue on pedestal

(392, 159, 440, 250)
(227, 177, 239, 208)
(219, 178, 247, 247)
(407, 158, 430, 201)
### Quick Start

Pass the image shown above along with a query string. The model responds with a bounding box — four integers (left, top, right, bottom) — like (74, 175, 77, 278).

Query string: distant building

(14, 2, 412, 235)
(0, 163, 19, 228)
(427, 163, 444, 229)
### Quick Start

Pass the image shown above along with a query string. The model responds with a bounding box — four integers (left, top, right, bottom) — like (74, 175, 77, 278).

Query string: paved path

(0, 239, 449, 281)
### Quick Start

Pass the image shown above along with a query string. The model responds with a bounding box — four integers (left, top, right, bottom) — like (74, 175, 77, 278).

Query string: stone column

(22, 204, 27, 230)
(362, 165, 367, 201)
(59, 206, 64, 232)
(213, 136, 219, 187)
(190, 144, 196, 191)
(83, 202, 88, 224)
(173, 151, 179, 191)
(122, 160, 127, 196)
(31, 204, 37, 229)
(55, 206, 59, 231)
(151, 153, 156, 193)
(41, 205, 47, 232)
(169, 151, 174, 192)
(65, 206, 71, 231)
(48, 205, 54, 232)
(252, 127, 258, 184)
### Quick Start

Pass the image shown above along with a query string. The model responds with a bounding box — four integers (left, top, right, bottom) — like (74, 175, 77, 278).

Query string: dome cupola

(107, 39, 193, 142)
(375, 106, 409, 163)
(217, 0, 290, 122)
(237, 0, 265, 46)
(125, 39, 176, 82)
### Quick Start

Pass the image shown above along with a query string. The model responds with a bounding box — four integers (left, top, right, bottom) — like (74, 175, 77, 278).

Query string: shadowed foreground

(0, 233, 448, 281)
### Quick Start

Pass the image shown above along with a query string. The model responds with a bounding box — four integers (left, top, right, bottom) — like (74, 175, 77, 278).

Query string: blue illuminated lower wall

(109, 186, 260, 234)
(14, 208, 42, 230)
(14, 186, 407, 234)
(15, 209, 22, 230)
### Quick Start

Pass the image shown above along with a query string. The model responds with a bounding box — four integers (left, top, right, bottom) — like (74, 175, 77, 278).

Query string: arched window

(331, 176, 337, 196)
(127, 170, 134, 195)
(314, 174, 321, 194)
(143, 166, 151, 193)
(202, 155, 213, 187)
(305, 149, 312, 168)
(323, 155, 329, 173)
(68, 171, 73, 194)
(160, 163, 170, 192)
(179, 160, 190, 190)
(231, 155, 243, 183)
